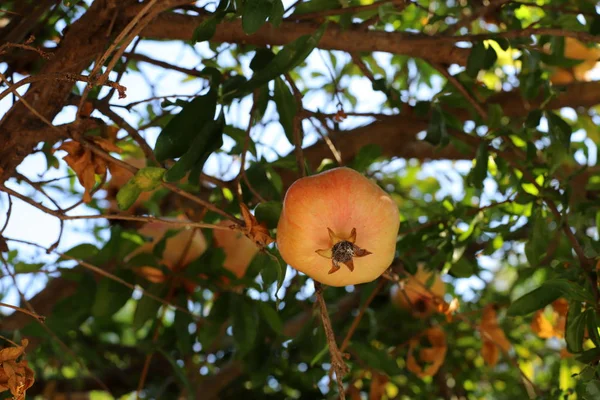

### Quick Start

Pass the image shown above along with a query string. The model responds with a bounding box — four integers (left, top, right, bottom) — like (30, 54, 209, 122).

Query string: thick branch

(0, 0, 138, 184)
(139, 12, 470, 66)
(297, 80, 600, 171)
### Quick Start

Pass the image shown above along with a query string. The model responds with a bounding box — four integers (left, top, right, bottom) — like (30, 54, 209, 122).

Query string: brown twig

(314, 282, 348, 400)
(0, 72, 127, 102)
(5, 237, 201, 320)
(0, 184, 231, 230)
(431, 62, 488, 120)
(0, 301, 45, 322)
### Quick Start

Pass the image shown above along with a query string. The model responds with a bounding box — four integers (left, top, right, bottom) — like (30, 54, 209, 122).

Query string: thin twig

(0, 192, 12, 234)
(315, 282, 348, 400)
(431, 62, 488, 120)
(0, 72, 127, 102)
(5, 237, 202, 320)
(0, 302, 45, 322)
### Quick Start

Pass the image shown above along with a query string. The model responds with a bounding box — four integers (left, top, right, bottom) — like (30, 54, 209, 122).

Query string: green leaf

(468, 142, 488, 189)
(466, 42, 486, 78)
(254, 201, 282, 230)
(543, 279, 595, 303)
(92, 271, 134, 318)
(351, 342, 401, 376)
(231, 295, 259, 355)
(133, 167, 165, 191)
(242, 0, 273, 35)
(273, 77, 297, 145)
(310, 344, 330, 366)
(591, 17, 600, 35)
(14, 262, 44, 273)
(258, 301, 284, 334)
(174, 293, 194, 354)
(507, 286, 562, 316)
(270, 0, 284, 27)
(133, 283, 166, 331)
(193, 16, 218, 43)
(586, 309, 600, 348)
(164, 113, 225, 183)
(157, 348, 194, 400)
(250, 49, 276, 72)
(61, 243, 99, 260)
(546, 111, 572, 149)
(350, 144, 382, 172)
(483, 45, 498, 69)
(566, 302, 586, 353)
(524, 211, 549, 267)
(116, 179, 142, 210)
(425, 106, 448, 146)
(587, 381, 600, 399)
(154, 90, 218, 162)
(224, 23, 327, 100)
(577, 347, 600, 364)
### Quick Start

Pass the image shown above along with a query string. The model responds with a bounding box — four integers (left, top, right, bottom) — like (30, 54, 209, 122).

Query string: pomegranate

(276, 167, 399, 287)
(127, 217, 207, 283)
(390, 263, 445, 317)
(213, 220, 259, 279)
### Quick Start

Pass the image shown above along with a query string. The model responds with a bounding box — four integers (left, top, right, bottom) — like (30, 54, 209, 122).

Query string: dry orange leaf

(531, 310, 556, 339)
(479, 304, 511, 366)
(0, 339, 35, 400)
(406, 326, 447, 378)
(369, 372, 388, 400)
(531, 299, 569, 339)
(56, 137, 122, 203)
(240, 203, 275, 248)
(435, 297, 460, 321)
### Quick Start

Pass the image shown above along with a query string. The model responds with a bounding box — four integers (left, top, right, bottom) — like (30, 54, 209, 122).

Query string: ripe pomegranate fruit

(277, 167, 399, 287)
(390, 264, 445, 317)
(127, 217, 207, 283)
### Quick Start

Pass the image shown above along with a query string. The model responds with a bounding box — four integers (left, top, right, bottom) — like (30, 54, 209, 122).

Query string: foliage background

(1, 0, 600, 399)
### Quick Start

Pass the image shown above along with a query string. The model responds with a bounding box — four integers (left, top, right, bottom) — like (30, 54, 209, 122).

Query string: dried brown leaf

(406, 326, 447, 378)
(240, 203, 275, 247)
(57, 137, 121, 203)
(369, 372, 388, 400)
(479, 304, 511, 366)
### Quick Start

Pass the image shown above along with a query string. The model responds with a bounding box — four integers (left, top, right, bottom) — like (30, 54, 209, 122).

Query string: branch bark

(0, 0, 138, 184)
(139, 11, 470, 65)
(294, 80, 600, 174)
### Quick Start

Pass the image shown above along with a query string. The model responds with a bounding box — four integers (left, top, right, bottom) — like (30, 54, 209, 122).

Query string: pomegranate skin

(277, 167, 399, 287)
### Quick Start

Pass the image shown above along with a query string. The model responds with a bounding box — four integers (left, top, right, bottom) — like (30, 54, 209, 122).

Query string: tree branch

(139, 11, 470, 66)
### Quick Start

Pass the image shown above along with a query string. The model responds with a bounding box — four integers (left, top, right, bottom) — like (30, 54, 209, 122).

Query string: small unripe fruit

(106, 156, 153, 212)
(390, 264, 445, 317)
(277, 167, 399, 287)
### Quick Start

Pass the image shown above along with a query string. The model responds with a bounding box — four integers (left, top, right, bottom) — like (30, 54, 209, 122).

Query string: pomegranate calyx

(315, 227, 372, 274)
